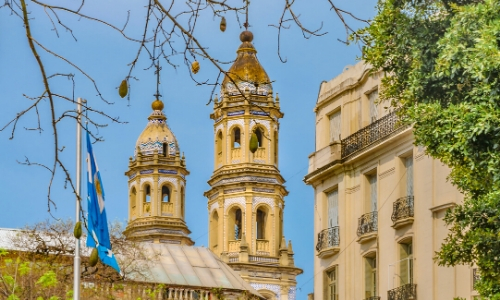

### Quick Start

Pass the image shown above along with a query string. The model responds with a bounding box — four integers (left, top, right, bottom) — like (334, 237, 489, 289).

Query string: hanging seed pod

(249, 132, 258, 153)
(118, 79, 128, 98)
(89, 248, 99, 267)
(73, 221, 82, 239)
(220, 17, 227, 32)
(191, 61, 200, 74)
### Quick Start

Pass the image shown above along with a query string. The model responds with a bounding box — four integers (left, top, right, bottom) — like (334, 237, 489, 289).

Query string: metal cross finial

(154, 61, 162, 99)
(244, 0, 249, 30)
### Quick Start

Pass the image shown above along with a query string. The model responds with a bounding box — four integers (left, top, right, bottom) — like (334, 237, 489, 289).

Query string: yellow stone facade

(124, 100, 194, 245)
(305, 62, 479, 300)
(204, 31, 302, 300)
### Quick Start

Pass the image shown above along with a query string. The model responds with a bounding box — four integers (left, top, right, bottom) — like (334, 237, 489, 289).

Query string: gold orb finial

(152, 99, 164, 111)
(240, 31, 253, 43)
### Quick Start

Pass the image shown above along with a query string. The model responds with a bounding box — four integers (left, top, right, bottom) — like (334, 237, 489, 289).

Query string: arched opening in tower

(256, 207, 267, 239)
(255, 128, 263, 148)
(144, 184, 151, 203)
(210, 210, 219, 251)
(228, 207, 243, 241)
(130, 187, 137, 217)
(161, 186, 170, 202)
(233, 127, 241, 148)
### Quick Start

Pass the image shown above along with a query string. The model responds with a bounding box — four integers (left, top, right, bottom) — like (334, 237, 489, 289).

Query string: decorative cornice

(345, 185, 360, 194)
(379, 167, 395, 180)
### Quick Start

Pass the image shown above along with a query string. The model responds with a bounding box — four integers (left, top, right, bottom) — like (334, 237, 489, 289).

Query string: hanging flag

(86, 131, 121, 275)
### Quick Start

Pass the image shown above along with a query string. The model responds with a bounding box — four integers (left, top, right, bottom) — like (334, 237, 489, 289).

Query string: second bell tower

(205, 31, 302, 300)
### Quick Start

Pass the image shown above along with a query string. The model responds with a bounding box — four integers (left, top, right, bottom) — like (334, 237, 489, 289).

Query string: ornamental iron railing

(316, 226, 340, 252)
(357, 211, 378, 237)
(364, 297, 381, 300)
(391, 196, 414, 222)
(387, 283, 416, 300)
(341, 111, 404, 158)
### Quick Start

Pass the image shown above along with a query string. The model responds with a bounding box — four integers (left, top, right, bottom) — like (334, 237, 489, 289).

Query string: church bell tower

(205, 31, 302, 300)
(124, 99, 194, 245)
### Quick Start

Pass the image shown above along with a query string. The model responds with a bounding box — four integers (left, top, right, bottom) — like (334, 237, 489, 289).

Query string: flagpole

(73, 97, 85, 300)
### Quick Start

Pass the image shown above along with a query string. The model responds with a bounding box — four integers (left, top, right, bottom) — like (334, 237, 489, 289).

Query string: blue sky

(0, 0, 376, 297)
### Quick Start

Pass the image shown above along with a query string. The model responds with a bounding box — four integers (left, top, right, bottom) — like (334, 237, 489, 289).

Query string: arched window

(181, 187, 185, 218)
(210, 211, 219, 250)
(161, 186, 170, 202)
(256, 208, 267, 239)
(217, 131, 223, 154)
(232, 127, 241, 148)
(255, 128, 263, 148)
(130, 187, 137, 212)
(144, 184, 151, 203)
(162, 143, 167, 157)
(274, 130, 278, 164)
(228, 207, 243, 241)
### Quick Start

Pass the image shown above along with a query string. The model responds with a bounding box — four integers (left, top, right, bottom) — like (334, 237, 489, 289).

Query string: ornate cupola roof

(221, 31, 272, 96)
(135, 99, 178, 157)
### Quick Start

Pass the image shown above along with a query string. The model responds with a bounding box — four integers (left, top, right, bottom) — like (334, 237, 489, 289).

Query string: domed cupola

(135, 99, 179, 157)
(124, 99, 194, 246)
(221, 31, 272, 97)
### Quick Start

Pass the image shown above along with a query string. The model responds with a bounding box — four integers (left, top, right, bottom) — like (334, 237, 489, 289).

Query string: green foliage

(358, 0, 500, 298)
(37, 270, 58, 288)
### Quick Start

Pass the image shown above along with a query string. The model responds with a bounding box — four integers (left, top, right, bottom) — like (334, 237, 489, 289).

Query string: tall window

(217, 131, 223, 155)
(406, 157, 414, 197)
(327, 190, 339, 228)
(256, 208, 267, 239)
(228, 208, 243, 240)
(369, 174, 377, 212)
(161, 186, 170, 202)
(329, 110, 342, 142)
(325, 267, 338, 300)
(369, 89, 379, 123)
(255, 128, 263, 148)
(399, 242, 413, 285)
(365, 256, 377, 298)
(210, 211, 219, 250)
(144, 184, 151, 203)
(232, 127, 241, 148)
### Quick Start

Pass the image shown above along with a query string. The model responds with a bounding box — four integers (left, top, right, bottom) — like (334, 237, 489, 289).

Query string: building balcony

(357, 211, 378, 243)
(392, 196, 414, 229)
(316, 226, 340, 258)
(387, 283, 417, 300)
(341, 110, 406, 159)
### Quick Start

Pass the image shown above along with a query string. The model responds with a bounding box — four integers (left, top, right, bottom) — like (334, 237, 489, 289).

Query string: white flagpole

(73, 97, 85, 300)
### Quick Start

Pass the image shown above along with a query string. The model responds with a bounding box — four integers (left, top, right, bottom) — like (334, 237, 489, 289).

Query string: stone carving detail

(250, 283, 281, 299)
(215, 176, 278, 186)
(215, 123, 223, 134)
(252, 197, 274, 210)
(288, 287, 296, 300)
(158, 177, 177, 186)
(224, 197, 246, 211)
(252, 187, 274, 193)
(224, 188, 246, 194)
(227, 119, 245, 131)
(210, 192, 220, 200)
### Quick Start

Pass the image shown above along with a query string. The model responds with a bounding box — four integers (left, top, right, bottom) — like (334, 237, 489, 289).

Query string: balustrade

(228, 240, 240, 252)
(161, 202, 173, 215)
(391, 196, 414, 223)
(231, 147, 241, 160)
(143, 202, 151, 215)
(256, 239, 270, 254)
(316, 226, 340, 252)
(387, 283, 416, 300)
(254, 147, 266, 160)
(357, 211, 378, 237)
(342, 111, 405, 158)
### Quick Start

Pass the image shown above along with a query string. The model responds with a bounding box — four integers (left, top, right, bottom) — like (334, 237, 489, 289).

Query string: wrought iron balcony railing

(364, 297, 381, 300)
(315, 226, 340, 252)
(391, 196, 414, 223)
(357, 211, 378, 237)
(387, 283, 416, 300)
(341, 111, 406, 158)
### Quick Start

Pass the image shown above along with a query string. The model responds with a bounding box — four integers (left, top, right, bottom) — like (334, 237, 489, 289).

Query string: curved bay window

(161, 186, 170, 202)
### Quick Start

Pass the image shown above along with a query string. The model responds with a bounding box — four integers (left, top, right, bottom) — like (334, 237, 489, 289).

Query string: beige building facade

(204, 31, 302, 300)
(305, 62, 479, 300)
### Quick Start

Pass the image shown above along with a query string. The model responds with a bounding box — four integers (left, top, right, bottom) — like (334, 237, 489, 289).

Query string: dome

(221, 31, 272, 96)
(135, 100, 178, 157)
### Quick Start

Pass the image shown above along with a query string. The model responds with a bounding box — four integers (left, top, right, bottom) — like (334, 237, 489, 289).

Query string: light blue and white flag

(86, 131, 121, 275)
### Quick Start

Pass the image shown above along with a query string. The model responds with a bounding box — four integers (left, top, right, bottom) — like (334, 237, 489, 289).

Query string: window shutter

(329, 111, 342, 142)
(328, 190, 339, 227)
